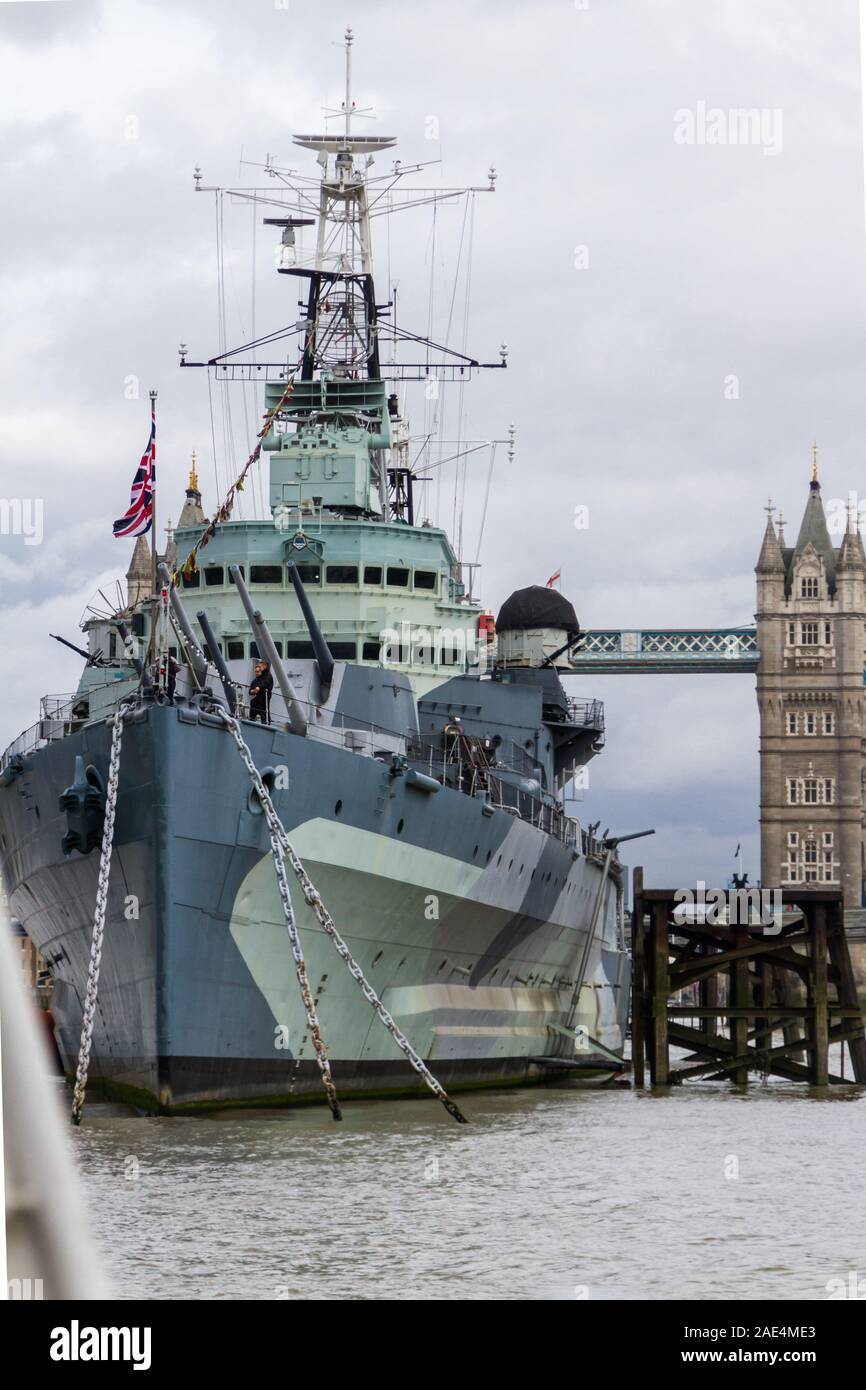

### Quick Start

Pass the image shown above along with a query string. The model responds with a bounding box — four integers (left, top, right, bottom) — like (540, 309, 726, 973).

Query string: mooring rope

(71, 706, 125, 1126)
(218, 711, 468, 1124)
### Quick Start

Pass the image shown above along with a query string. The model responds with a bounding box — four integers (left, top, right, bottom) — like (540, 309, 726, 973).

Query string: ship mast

(182, 30, 506, 529)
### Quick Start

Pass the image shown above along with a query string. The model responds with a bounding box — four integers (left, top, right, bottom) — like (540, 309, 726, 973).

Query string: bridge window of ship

(414, 570, 438, 591)
(386, 566, 409, 587)
(362, 641, 382, 661)
(364, 565, 383, 585)
(250, 565, 283, 585)
(180, 569, 200, 588)
(330, 642, 356, 659)
(226, 640, 245, 660)
(293, 563, 321, 585)
(326, 565, 359, 584)
(229, 565, 245, 583)
(204, 566, 224, 587)
(285, 641, 315, 659)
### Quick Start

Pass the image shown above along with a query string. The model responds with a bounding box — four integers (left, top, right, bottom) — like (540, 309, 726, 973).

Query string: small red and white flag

(546, 568, 561, 589)
(113, 399, 156, 538)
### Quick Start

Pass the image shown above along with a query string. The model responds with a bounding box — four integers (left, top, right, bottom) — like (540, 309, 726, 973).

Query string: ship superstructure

(0, 33, 629, 1112)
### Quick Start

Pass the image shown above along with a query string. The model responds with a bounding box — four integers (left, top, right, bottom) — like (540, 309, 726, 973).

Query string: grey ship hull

(0, 705, 629, 1110)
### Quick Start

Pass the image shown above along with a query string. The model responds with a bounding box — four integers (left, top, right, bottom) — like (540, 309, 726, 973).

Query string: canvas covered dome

(496, 585, 579, 637)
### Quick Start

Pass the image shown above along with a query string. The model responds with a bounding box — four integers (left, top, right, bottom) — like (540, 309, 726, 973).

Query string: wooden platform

(630, 871, 866, 1087)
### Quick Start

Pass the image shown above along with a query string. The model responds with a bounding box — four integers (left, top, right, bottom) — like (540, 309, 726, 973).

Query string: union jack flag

(113, 401, 155, 538)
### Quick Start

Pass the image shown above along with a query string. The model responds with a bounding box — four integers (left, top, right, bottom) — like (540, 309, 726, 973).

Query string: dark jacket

(249, 668, 273, 715)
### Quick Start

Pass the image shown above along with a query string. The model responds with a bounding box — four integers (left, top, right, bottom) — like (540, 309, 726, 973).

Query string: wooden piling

(629, 880, 866, 1087)
(630, 868, 646, 1088)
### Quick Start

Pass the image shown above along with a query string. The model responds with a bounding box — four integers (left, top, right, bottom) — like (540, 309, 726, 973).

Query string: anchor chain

(219, 711, 468, 1125)
(219, 714, 343, 1120)
(71, 705, 125, 1126)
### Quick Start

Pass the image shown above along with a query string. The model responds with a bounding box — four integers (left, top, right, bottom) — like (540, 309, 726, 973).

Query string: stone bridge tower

(755, 460, 866, 908)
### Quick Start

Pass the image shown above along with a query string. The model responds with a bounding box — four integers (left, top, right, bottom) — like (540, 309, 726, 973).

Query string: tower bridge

(572, 463, 866, 938)
(572, 626, 759, 673)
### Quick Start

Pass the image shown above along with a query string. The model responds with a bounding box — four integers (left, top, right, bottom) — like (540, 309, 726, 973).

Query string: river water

(71, 1068, 866, 1301)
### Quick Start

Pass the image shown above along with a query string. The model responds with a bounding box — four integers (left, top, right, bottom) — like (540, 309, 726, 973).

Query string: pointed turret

(789, 445, 836, 594)
(125, 533, 151, 608)
(177, 451, 207, 530)
(756, 511, 784, 574)
(163, 516, 177, 572)
(837, 503, 866, 574)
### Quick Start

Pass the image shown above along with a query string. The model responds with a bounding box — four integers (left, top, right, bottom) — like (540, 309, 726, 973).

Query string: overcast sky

(2, 0, 865, 888)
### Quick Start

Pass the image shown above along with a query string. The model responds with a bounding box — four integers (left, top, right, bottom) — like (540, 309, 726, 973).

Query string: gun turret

(228, 565, 307, 736)
(196, 610, 237, 715)
(287, 562, 335, 688)
(157, 563, 209, 687)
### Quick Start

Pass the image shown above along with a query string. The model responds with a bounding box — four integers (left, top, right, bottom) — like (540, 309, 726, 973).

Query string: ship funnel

(287, 562, 335, 688)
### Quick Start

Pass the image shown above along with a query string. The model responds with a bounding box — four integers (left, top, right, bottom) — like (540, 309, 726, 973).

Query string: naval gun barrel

(228, 565, 307, 736)
(157, 563, 209, 687)
(195, 610, 237, 715)
(287, 561, 335, 687)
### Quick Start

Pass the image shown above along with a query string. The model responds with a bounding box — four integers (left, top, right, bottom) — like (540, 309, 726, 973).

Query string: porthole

(496, 854, 502, 866)
(472, 845, 478, 858)
(508, 859, 513, 870)
(397, 818, 404, 834)
(486, 850, 492, 863)
(335, 799, 343, 816)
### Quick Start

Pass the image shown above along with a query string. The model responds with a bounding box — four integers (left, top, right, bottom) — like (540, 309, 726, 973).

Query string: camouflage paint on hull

(0, 705, 629, 1110)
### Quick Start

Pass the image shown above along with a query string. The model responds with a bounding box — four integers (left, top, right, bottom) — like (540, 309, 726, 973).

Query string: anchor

(59, 756, 105, 856)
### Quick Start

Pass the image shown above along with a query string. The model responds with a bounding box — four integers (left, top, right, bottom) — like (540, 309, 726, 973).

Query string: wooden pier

(631, 871, 866, 1086)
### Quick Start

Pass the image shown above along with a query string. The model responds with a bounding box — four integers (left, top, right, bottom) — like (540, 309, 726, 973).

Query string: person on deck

(249, 660, 273, 723)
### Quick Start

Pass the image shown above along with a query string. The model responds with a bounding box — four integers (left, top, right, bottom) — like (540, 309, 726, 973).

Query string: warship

(0, 32, 630, 1112)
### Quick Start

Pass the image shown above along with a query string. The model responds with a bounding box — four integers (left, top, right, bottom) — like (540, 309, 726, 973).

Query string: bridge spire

(756, 508, 784, 574)
(793, 463, 835, 593)
(838, 498, 866, 573)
